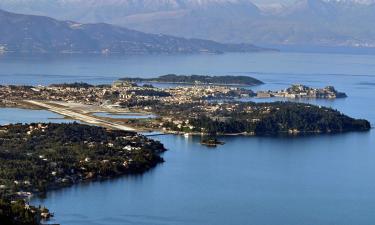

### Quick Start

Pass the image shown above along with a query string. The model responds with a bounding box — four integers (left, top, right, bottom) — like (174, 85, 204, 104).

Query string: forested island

(200, 135, 225, 147)
(118, 74, 264, 86)
(0, 123, 166, 224)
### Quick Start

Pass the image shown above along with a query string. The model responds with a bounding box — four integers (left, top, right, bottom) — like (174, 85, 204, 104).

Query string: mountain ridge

(0, 8, 269, 55)
(0, 0, 375, 48)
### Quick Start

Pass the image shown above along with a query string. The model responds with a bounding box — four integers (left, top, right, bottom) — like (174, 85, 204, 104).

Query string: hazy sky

(252, 0, 295, 5)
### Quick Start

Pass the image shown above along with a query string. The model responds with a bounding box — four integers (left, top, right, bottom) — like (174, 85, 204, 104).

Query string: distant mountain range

(0, 9, 268, 54)
(1, 0, 374, 48)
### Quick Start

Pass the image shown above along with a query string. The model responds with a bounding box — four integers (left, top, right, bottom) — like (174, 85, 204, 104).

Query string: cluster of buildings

(0, 82, 254, 107)
(0, 85, 105, 104)
(0, 82, 347, 134)
(256, 84, 347, 99)
(160, 85, 253, 104)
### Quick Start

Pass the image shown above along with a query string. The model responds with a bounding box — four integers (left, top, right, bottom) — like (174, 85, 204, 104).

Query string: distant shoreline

(118, 74, 264, 87)
(139, 81, 262, 87)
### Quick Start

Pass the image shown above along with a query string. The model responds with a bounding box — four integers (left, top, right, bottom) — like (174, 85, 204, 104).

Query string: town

(0, 78, 371, 225)
(0, 78, 367, 137)
(0, 81, 347, 108)
(0, 82, 254, 106)
(256, 84, 347, 99)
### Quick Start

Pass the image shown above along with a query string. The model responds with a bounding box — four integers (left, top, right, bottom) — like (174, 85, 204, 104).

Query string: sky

(252, 0, 295, 4)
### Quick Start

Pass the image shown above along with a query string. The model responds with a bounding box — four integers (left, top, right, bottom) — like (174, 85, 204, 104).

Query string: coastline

(31, 158, 165, 200)
(137, 81, 264, 87)
(1, 47, 375, 225)
(167, 128, 372, 138)
(1, 101, 371, 137)
(0, 122, 167, 224)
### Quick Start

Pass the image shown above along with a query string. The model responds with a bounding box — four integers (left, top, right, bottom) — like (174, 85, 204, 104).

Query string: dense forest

(0, 123, 166, 198)
(0, 123, 166, 224)
(157, 102, 371, 135)
(120, 74, 263, 86)
(0, 199, 41, 225)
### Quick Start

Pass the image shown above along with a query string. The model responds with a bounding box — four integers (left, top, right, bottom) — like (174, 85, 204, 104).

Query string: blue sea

(1, 52, 374, 225)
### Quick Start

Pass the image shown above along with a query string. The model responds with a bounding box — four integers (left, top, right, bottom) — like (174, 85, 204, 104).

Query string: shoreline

(0, 122, 167, 224)
(137, 81, 264, 87)
(167, 128, 372, 137)
(1, 103, 371, 137)
(31, 160, 165, 201)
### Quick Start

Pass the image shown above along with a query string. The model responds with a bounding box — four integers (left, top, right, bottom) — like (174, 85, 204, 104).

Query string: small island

(117, 74, 264, 86)
(200, 135, 225, 147)
(0, 123, 166, 224)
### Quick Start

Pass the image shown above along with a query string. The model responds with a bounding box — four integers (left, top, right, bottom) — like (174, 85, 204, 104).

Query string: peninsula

(0, 123, 166, 224)
(0, 83, 370, 136)
(257, 84, 347, 99)
(0, 81, 371, 224)
(117, 74, 264, 86)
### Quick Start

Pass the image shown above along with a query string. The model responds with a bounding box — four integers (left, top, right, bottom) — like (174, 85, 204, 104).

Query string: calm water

(0, 52, 374, 225)
(0, 108, 76, 125)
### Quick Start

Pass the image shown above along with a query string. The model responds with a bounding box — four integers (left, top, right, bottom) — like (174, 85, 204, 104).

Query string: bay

(0, 108, 76, 125)
(0, 52, 374, 225)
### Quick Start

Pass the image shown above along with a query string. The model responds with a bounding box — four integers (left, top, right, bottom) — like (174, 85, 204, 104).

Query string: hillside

(120, 0, 375, 47)
(119, 74, 264, 86)
(1, 0, 374, 48)
(0, 9, 268, 54)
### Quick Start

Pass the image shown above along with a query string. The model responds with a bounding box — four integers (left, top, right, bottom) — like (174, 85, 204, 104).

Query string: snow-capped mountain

(324, 0, 375, 4)
(0, 0, 260, 25)
(281, 0, 338, 18)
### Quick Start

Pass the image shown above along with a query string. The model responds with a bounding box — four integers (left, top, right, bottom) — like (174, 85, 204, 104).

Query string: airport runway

(25, 100, 136, 131)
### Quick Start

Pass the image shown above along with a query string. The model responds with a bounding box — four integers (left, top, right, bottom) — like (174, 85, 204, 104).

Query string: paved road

(25, 100, 136, 131)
